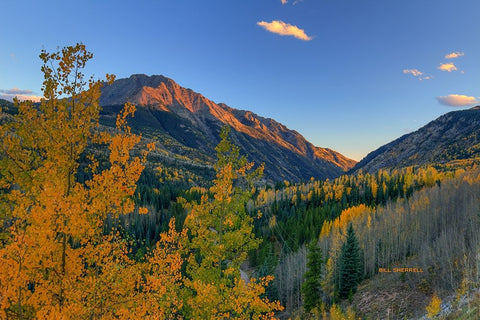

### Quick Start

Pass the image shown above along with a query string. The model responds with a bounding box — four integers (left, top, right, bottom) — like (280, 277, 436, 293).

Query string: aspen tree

(183, 126, 282, 319)
(0, 44, 152, 318)
(426, 293, 441, 319)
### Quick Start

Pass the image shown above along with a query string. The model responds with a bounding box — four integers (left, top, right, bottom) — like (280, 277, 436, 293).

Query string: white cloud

(403, 69, 423, 77)
(436, 94, 478, 107)
(438, 63, 458, 72)
(257, 20, 312, 41)
(445, 52, 464, 59)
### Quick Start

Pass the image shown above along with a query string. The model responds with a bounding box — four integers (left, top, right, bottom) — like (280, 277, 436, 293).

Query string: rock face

(352, 107, 480, 173)
(100, 74, 356, 182)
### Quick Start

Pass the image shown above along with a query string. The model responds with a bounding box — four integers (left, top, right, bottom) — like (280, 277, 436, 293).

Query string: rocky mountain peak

(99, 74, 356, 181)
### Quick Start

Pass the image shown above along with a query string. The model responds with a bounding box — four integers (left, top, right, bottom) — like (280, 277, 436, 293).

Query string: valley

(1, 45, 480, 319)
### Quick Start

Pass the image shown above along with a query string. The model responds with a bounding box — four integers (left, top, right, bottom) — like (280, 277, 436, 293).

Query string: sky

(1, 0, 479, 161)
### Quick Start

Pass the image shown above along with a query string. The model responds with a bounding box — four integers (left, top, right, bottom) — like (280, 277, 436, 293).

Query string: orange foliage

(0, 44, 153, 318)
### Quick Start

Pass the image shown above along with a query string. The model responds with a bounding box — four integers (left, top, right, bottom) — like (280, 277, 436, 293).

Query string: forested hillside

(253, 165, 480, 318)
(123, 141, 480, 318)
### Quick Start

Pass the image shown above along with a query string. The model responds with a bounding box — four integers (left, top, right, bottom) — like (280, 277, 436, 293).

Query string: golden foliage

(333, 204, 371, 232)
(183, 126, 282, 319)
(131, 218, 187, 319)
(327, 304, 359, 320)
(0, 44, 151, 318)
(426, 293, 442, 318)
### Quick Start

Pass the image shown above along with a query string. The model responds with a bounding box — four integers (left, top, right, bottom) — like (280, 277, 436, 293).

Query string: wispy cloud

(0, 88, 34, 95)
(0, 88, 42, 102)
(445, 51, 464, 59)
(403, 69, 432, 81)
(403, 69, 423, 77)
(257, 20, 312, 41)
(280, 0, 303, 4)
(438, 63, 458, 72)
(437, 94, 478, 107)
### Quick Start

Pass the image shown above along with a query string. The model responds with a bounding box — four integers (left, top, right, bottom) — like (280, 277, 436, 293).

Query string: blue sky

(1, 0, 479, 160)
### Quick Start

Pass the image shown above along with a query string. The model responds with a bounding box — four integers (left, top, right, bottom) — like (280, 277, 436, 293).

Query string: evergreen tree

(301, 240, 325, 312)
(337, 224, 362, 299)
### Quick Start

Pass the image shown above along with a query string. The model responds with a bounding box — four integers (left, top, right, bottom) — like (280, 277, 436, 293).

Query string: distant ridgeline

(352, 106, 480, 173)
(4, 97, 480, 256)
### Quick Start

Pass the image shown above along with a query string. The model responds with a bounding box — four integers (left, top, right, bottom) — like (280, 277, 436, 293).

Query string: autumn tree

(426, 293, 441, 319)
(301, 240, 325, 313)
(128, 217, 187, 319)
(328, 304, 359, 320)
(0, 44, 153, 318)
(321, 257, 336, 305)
(183, 126, 282, 319)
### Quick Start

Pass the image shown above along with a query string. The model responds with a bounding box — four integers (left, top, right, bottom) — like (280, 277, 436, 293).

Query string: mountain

(353, 106, 480, 173)
(99, 74, 356, 182)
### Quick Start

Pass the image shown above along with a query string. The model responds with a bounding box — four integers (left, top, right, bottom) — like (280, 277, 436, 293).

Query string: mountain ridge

(352, 107, 480, 173)
(100, 74, 356, 181)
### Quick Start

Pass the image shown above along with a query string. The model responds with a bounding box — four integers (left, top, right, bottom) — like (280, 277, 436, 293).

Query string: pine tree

(301, 240, 325, 312)
(337, 224, 362, 299)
